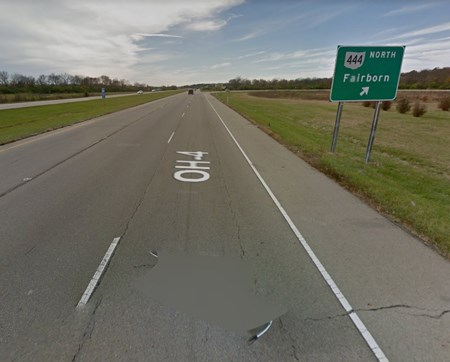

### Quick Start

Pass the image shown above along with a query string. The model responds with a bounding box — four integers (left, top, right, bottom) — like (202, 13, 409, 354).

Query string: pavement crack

(72, 297, 102, 362)
(279, 318, 299, 361)
(305, 304, 450, 322)
(356, 305, 450, 320)
(23, 242, 39, 256)
(202, 326, 210, 344)
(0, 107, 159, 200)
(221, 177, 244, 256)
(118, 127, 173, 242)
(210, 129, 245, 257)
(357, 304, 417, 313)
(133, 264, 155, 269)
(292, 345, 300, 361)
(235, 210, 244, 256)
(406, 309, 450, 320)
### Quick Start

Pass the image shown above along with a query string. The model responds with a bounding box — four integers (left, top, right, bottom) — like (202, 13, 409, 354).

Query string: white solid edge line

(206, 97, 388, 362)
(77, 237, 121, 307)
(167, 131, 175, 144)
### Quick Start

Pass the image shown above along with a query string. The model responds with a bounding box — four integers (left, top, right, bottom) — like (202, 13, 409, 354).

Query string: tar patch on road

(134, 251, 286, 340)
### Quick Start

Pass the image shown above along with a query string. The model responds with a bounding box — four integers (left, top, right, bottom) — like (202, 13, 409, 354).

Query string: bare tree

(0, 71, 8, 85)
(59, 73, 71, 85)
(47, 73, 60, 85)
(81, 77, 100, 86)
(100, 75, 112, 86)
(10, 73, 24, 86)
(37, 74, 48, 86)
(71, 75, 83, 85)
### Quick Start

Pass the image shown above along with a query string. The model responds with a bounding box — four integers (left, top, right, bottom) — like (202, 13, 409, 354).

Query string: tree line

(1, 67, 448, 94)
(222, 67, 450, 91)
(399, 67, 450, 89)
(0, 71, 177, 94)
(224, 77, 331, 90)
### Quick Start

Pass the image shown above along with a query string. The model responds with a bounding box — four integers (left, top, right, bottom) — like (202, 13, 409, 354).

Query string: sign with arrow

(330, 45, 405, 102)
(360, 87, 369, 96)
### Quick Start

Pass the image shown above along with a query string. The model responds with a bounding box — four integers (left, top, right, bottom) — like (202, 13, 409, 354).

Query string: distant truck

(188, 89, 194, 95)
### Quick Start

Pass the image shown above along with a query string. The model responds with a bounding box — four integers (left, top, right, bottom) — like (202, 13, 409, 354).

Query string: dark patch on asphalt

(134, 250, 286, 339)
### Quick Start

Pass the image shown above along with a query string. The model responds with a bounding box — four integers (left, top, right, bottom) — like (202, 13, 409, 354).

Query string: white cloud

(132, 33, 184, 41)
(372, 27, 408, 39)
(249, 47, 336, 79)
(402, 38, 450, 70)
(294, 8, 344, 30)
(253, 52, 286, 63)
(392, 21, 450, 39)
(234, 30, 260, 42)
(0, 0, 244, 81)
(185, 13, 242, 32)
(136, 47, 156, 53)
(384, 3, 438, 17)
(211, 62, 231, 69)
(252, 48, 334, 64)
(236, 51, 266, 59)
(186, 19, 228, 31)
(1, 1, 448, 85)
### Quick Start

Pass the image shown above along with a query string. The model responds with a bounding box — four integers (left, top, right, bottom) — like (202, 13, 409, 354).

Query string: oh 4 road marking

(174, 151, 210, 183)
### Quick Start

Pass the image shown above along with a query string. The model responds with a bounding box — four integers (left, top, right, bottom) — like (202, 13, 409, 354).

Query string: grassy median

(0, 90, 182, 145)
(213, 91, 450, 258)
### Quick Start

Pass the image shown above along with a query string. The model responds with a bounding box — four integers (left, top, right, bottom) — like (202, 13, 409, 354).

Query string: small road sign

(330, 45, 405, 102)
(101, 87, 106, 99)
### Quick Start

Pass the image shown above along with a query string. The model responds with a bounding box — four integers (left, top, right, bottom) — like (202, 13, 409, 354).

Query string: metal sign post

(365, 101, 382, 164)
(331, 102, 344, 153)
(101, 87, 106, 114)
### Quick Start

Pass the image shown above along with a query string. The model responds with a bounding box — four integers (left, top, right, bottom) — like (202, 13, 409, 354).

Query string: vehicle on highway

(188, 89, 194, 95)
(137, 90, 143, 94)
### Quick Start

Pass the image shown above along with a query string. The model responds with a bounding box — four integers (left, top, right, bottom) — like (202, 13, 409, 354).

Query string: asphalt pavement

(0, 91, 448, 361)
(0, 92, 139, 110)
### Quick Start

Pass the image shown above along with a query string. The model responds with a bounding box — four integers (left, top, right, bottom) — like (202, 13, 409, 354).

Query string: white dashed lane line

(167, 132, 175, 144)
(77, 237, 121, 307)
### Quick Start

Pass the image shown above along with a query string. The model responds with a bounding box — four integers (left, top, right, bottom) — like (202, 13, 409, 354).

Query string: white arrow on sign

(360, 87, 369, 96)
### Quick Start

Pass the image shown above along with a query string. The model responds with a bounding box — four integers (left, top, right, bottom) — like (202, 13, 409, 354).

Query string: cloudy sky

(1, 0, 449, 85)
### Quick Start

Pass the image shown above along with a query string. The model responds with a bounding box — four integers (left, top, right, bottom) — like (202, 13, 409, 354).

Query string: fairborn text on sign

(343, 73, 390, 83)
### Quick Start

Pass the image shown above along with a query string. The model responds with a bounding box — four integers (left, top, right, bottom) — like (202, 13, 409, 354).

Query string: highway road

(0, 92, 139, 110)
(0, 91, 449, 361)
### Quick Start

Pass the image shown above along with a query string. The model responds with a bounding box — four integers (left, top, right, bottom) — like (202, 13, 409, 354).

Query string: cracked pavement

(1, 92, 449, 361)
(305, 304, 450, 321)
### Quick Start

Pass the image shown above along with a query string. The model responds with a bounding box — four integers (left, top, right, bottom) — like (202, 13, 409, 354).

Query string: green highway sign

(330, 45, 405, 102)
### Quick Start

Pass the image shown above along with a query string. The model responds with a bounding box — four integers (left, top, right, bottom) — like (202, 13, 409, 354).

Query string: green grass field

(0, 90, 181, 145)
(0, 92, 91, 104)
(214, 91, 450, 258)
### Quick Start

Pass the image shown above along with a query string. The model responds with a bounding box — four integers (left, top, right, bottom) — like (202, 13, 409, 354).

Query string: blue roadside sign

(101, 87, 106, 99)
